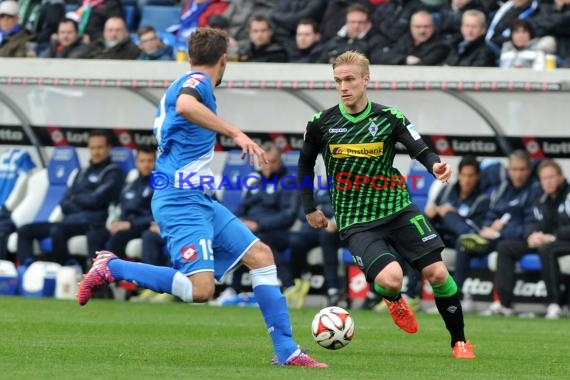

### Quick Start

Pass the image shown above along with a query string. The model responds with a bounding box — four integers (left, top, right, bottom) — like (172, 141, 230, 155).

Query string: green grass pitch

(1, 297, 569, 379)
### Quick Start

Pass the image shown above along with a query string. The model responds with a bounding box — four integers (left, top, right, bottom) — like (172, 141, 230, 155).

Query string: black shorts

(346, 204, 444, 283)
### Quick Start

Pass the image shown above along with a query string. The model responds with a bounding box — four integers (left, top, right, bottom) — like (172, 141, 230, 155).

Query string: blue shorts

(151, 188, 258, 280)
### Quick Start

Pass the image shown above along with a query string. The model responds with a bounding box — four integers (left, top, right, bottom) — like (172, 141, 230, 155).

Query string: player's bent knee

(422, 261, 449, 284)
(375, 262, 403, 292)
(241, 240, 275, 270)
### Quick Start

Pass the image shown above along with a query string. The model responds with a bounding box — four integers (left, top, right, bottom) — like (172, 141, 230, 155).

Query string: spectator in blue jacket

(426, 156, 489, 247)
(16, 130, 124, 269)
(211, 142, 298, 305)
(484, 159, 569, 318)
(425, 155, 490, 309)
(136, 26, 174, 61)
(456, 150, 542, 312)
(91, 146, 155, 258)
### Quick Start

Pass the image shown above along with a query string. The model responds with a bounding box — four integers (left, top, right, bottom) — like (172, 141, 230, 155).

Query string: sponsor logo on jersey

(181, 245, 198, 262)
(329, 142, 384, 158)
(368, 122, 378, 137)
(183, 73, 205, 89)
(421, 233, 437, 242)
(329, 128, 347, 134)
(406, 124, 421, 140)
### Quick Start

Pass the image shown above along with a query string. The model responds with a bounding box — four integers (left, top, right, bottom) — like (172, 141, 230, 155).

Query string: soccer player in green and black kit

(297, 51, 476, 359)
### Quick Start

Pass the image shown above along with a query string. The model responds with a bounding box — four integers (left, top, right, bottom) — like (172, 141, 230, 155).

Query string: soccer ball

(311, 306, 355, 350)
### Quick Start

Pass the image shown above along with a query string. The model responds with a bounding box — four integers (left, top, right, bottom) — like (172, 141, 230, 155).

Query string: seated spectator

(443, 9, 496, 66)
(211, 143, 298, 305)
(284, 188, 343, 309)
(426, 156, 489, 245)
(91, 146, 155, 259)
(318, 4, 386, 64)
(485, 0, 540, 55)
(40, 18, 87, 58)
(269, 0, 327, 49)
(483, 159, 567, 317)
(456, 150, 541, 315)
(137, 26, 174, 61)
(371, 10, 449, 65)
(288, 18, 323, 63)
(19, 0, 65, 53)
(16, 130, 124, 269)
(66, 0, 124, 43)
(78, 17, 140, 59)
(530, 0, 570, 67)
(425, 155, 489, 309)
(319, 0, 373, 44)
(207, 15, 240, 61)
(238, 14, 288, 63)
(223, 0, 277, 48)
(0, 1, 35, 57)
(534, 160, 570, 319)
(371, 0, 427, 49)
(438, 0, 488, 45)
(499, 19, 556, 69)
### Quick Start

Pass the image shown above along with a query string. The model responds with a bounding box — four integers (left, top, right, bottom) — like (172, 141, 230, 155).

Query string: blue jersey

(153, 71, 217, 189)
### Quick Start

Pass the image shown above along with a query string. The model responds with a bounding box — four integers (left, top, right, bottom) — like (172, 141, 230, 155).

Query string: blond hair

(332, 51, 370, 76)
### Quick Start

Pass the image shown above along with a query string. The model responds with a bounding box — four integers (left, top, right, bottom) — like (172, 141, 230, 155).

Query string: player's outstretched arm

(176, 94, 266, 165)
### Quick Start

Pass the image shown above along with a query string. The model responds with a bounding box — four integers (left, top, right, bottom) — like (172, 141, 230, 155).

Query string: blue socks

(108, 259, 177, 295)
(250, 265, 298, 363)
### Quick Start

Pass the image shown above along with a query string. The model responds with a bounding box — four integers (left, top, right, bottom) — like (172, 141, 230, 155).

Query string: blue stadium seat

(218, 150, 257, 213)
(0, 148, 36, 207)
(407, 160, 436, 212)
(480, 159, 506, 195)
(37, 147, 81, 224)
(123, 5, 138, 31)
(158, 31, 176, 47)
(282, 150, 300, 178)
(6, 147, 81, 254)
(139, 5, 181, 33)
(111, 147, 135, 175)
(519, 253, 542, 271)
(342, 248, 353, 265)
(469, 256, 489, 270)
(38, 147, 82, 252)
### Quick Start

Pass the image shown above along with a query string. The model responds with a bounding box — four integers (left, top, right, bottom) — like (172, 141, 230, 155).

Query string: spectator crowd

(0, 0, 568, 67)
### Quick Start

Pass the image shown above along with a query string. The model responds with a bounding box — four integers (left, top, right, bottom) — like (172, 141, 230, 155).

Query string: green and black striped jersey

(298, 100, 439, 233)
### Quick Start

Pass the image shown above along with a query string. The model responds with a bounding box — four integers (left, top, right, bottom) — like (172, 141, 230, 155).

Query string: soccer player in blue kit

(77, 28, 327, 368)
